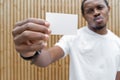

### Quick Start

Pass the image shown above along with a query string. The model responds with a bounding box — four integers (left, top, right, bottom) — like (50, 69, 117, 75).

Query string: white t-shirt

(55, 26, 120, 80)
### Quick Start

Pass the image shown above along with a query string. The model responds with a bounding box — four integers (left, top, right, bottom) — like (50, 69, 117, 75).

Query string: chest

(70, 38, 120, 64)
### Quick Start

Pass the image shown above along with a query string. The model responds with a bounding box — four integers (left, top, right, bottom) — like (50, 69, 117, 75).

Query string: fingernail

(45, 21, 50, 27)
(44, 42, 47, 46)
(45, 34, 49, 40)
(48, 28, 51, 34)
(45, 34, 49, 38)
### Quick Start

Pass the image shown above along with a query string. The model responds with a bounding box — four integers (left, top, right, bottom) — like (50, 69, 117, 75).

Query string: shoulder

(61, 26, 87, 40)
(109, 30, 120, 40)
(108, 30, 120, 46)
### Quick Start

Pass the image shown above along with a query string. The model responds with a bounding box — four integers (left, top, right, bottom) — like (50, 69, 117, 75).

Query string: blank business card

(46, 12, 78, 35)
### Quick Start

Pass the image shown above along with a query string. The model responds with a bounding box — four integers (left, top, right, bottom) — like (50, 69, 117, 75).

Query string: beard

(93, 25, 105, 30)
(90, 23, 106, 31)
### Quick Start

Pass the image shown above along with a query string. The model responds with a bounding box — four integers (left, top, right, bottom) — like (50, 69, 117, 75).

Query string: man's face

(83, 0, 110, 30)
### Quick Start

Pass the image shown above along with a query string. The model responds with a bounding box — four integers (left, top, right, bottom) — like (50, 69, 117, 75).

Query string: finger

(27, 40, 47, 45)
(45, 21, 50, 27)
(12, 23, 51, 37)
(15, 42, 47, 53)
(14, 31, 49, 45)
(15, 18, 47, 27)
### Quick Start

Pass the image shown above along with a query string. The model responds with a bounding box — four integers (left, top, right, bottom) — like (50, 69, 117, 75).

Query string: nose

(94, 9, 100, 17)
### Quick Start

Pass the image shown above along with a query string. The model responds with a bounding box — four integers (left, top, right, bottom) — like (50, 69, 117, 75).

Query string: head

(81, 0, 110, 31)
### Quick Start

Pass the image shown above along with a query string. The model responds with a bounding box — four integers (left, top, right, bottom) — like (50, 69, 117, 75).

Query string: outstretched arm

(12, 18, 64, 67)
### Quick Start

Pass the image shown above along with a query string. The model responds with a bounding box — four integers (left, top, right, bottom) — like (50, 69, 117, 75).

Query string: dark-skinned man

(12, 0, 120, 80)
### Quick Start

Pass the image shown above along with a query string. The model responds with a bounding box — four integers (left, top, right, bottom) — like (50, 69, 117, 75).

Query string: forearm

(31, 46, 64, 67)
(31, 50, 53, 67)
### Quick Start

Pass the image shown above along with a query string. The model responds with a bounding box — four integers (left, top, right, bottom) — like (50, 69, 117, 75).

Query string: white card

(46, 12, 78, 35)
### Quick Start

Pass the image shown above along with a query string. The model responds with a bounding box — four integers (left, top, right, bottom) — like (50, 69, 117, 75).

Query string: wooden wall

(0, 0, 120, 80)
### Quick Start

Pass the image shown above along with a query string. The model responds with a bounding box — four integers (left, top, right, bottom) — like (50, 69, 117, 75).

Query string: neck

(88, 26, 108, 35)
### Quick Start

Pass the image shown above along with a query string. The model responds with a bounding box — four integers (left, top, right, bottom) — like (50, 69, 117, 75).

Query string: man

(12, 0, 120, 80)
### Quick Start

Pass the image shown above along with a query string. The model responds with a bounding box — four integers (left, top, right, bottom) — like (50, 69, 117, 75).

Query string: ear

(83, 14, 87, 21)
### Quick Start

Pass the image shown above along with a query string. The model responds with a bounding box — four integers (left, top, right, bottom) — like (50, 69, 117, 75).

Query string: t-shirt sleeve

(55, 35, 72, 58)
(117, 38, 120, 71)
(118, 55, 120, 71)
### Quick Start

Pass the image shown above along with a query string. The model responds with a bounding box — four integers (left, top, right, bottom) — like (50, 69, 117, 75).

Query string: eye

(85, 8, 94, 14)
(97, 5, 104, 10)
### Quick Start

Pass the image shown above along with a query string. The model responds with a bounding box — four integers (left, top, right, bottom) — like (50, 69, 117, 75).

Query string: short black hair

(81, 0, 109, 15)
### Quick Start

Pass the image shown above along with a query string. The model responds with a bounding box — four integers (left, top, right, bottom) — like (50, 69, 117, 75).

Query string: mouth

(94, 16, 104, 24)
